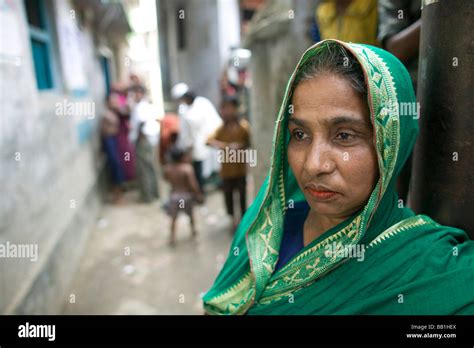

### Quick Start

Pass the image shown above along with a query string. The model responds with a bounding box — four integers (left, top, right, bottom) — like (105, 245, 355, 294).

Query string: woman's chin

(306, 198, 341, 215)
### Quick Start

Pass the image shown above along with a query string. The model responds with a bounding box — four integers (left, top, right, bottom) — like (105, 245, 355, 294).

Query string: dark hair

(169, 146, 185, 163)
(183, 91, 196, 104)
(293, 42, 367, 98)
(221, 95, 239, 108)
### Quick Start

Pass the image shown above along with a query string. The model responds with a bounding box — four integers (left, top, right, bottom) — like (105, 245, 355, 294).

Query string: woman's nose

(303, 141, 336, 176)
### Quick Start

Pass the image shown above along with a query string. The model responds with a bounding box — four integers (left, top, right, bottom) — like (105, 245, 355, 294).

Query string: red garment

(117, 93, 128, 107)
(159, 113, 180, 164)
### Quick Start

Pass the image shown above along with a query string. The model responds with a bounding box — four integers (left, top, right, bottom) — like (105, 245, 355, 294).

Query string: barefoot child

(163, 146, 203, 245)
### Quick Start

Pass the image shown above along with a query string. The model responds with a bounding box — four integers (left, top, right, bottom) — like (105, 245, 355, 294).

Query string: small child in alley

(163, 146, 203, 246)
(207, 96, 251, 232)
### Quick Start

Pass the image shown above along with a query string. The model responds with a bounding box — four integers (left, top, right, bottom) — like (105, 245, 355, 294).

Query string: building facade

(156, 0, 241, 106)
(0, 0, 130, 314)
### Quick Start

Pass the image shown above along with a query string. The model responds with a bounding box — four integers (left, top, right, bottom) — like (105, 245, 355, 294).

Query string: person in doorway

(163, 146, 203, 246)
(207, 96, 251, 232)
(129, 85, 160, 203)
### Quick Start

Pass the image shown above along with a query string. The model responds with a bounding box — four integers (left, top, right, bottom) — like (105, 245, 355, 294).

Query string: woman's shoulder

(407, 214, 470, 244)
(351, 215, 474, 314)
(373, 214, 469, 246)
(374, 213, 474, 277)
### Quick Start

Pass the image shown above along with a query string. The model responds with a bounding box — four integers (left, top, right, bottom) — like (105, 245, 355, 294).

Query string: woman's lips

(305, 187, 339, 201)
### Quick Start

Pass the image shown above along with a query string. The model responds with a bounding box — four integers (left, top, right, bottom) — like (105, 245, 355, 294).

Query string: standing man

(129, 85, 160, 202)
(171, 83, 222, 196)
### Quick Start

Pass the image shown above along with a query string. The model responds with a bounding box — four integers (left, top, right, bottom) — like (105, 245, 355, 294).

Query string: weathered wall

(0, 0, 117, 314)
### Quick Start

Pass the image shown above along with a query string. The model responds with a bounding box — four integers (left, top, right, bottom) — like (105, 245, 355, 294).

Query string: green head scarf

(203, 40, 474, 315)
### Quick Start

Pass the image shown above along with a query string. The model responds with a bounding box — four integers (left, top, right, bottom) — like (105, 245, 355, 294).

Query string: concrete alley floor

(62, 184, 237, 315)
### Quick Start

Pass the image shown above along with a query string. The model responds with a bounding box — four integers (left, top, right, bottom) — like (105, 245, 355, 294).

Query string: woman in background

(110, 82, 136, 182)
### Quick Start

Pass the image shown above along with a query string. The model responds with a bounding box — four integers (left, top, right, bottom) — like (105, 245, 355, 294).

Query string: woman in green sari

(203, 40, 474, 315)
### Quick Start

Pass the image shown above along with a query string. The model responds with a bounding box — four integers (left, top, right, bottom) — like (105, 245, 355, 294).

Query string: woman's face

(288, 73, 378, 220)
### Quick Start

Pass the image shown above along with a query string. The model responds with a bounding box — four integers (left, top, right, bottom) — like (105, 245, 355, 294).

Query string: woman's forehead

(289, 75, 371, 128)
(288, 114, 371, 130)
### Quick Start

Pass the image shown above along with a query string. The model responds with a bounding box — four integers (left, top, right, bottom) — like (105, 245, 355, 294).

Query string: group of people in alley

(101, 77, 159, 204)
(101, 79, 251, 245)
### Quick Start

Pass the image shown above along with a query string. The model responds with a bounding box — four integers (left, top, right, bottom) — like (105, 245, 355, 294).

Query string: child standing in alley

(207, 96, 251, 232)
(163, 146, 203, 246)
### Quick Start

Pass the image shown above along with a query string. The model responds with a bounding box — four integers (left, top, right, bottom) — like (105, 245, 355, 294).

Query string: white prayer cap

(171, 83, 189, 100)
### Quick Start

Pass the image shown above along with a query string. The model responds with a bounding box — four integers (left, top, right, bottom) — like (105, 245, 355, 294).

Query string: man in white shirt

(130, 85, 160, 202)
(171, 84, 222, 195)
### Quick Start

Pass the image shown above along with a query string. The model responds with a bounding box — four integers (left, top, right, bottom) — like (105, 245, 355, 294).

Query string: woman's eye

(336, 132, 355, 142)
(292, 130, 307, 141)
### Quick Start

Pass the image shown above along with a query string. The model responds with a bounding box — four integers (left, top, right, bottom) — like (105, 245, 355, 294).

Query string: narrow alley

(1, 0, 472, 326)
(62, 186, 234, 315)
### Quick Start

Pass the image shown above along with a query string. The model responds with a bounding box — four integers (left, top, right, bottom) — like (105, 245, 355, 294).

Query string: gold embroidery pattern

(204, 271, 255, 315)
(347, 43, 400, 194)
(260, 215, 362, 299)
(256, 215, 433, 306)
(367, 215, 430, 249)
